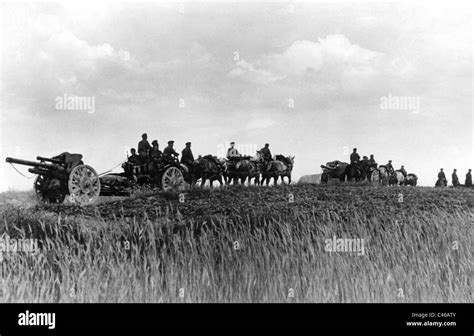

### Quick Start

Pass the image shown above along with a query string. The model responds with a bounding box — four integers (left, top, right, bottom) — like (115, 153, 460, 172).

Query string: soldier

(163, 140, 179, 163)
(181, 142, 195, 165)
(350, 148, 360, 164)
(150, 140, 162, 161)
(438, 168, 446, 181)
(386, 160, 395, 174)
(128, 148, 141, 165)
(465, 169, 472, 187)
(227, 142, 241, 159)
(452, 169, 460, 187)
(360, 156, 370, 178)
(260, 143, 272, 162)
(138, 133, 152, 159)
(399, 165, 407, 177)
(368, 154, 377, 169)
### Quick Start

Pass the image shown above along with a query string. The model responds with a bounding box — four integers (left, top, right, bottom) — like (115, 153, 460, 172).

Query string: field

(0, 184, 472, 303)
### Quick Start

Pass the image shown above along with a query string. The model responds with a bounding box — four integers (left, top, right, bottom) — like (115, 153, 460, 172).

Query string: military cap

(152, 140, 158, 145)
(168, 140, 174, 145)
(186, 142, 191, 146)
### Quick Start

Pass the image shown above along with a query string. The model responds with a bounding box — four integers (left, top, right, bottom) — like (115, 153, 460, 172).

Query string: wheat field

(0, 184, 472, 303)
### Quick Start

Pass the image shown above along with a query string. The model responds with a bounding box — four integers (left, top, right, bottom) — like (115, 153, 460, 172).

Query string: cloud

(228, 34, 383, 84)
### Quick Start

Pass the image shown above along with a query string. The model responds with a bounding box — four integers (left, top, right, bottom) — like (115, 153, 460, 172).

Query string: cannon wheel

(34, 175, 66, 205)
(161, 166, 185, 192)
(68, 164, 101, 206)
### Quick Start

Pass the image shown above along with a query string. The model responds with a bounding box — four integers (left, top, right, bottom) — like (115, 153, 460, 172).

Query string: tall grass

(0, 185, 472, 302)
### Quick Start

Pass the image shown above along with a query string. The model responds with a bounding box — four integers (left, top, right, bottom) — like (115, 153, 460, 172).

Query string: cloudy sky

(1, 0, 472, 190)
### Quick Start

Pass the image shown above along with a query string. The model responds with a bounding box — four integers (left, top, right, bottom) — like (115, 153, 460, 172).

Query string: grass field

(0, 184, 472, 303)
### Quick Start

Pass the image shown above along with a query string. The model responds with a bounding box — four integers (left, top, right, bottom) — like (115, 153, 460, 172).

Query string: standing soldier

(260, 143, 272, 162)
(438, 168, 447, 186)
(163, 140, 179, 163)
(181, 142, 195, 165)
(350, 148, 360, 164)
(138, 133, 152, 159)
(465, 169, 472, 187)
(452, 169, 460, 187)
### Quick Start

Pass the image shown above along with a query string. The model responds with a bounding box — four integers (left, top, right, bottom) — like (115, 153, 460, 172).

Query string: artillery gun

(5, 153, 100, 206)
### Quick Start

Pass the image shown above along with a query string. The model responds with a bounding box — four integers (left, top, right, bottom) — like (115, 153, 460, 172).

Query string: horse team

(184, 152, 295, 187)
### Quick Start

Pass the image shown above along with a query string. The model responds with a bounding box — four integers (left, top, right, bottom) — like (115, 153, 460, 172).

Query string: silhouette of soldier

(452, 169, 460, 187)
(181, 142, 194, 165)
(368, 154, 377, 169)
(150, 140, 162, 161)
(399, 165, 407, 177)
(138, 133, 152, 159)
(260, 143, 272, 162)
(465, 169, 472, 187)
(163, 140, 179, 163)
(350, 148, 360, 164)
(227, 142, 241, 159)
(127, 148, 141, 165)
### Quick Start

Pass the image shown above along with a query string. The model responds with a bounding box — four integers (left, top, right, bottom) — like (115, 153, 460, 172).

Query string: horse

(394, 170, 405, 185)
(230, 151, 264, 185)
(371, 165, 390, 185)
(180, 163, 198, 187)
(345, 162, 365, 182)
(193, 155, 225, 188)
(403, 173, 418, 186)
(261, 155, 295, 186)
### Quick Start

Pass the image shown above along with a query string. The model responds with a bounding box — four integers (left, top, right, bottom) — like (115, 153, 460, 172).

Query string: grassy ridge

(0, 184, 472, 302)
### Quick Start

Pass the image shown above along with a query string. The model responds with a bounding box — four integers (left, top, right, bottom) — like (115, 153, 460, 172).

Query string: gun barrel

(5, 157, 62, 170)
(36, 156, 63, 165)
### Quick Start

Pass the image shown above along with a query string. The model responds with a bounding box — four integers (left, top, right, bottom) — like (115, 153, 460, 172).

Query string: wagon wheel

(34, 175, 66, 205)
(370, 169, 380, 184)
(161, 166, 185, 192)
(68, 164, 101, 206)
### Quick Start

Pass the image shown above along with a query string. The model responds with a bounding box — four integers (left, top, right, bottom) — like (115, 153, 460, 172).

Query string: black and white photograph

(0, 0, 472, 332)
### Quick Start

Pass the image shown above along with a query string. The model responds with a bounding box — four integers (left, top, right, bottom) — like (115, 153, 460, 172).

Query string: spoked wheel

(34, 175, 66, 205)
(161, 166, 185, 192)
(370, 170, 380, 184)
(68, 164, 101, 206)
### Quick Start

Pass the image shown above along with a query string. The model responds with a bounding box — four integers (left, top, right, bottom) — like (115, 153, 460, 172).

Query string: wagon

(5, 153, 185, 206)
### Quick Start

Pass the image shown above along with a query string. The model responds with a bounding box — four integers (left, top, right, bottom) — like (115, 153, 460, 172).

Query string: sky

(0, 0, 472, 191)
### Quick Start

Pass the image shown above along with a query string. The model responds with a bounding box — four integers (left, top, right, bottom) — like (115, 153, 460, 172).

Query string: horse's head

(252, 151, 264, 162)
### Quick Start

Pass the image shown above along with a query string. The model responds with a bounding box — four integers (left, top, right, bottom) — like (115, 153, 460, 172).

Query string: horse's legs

(201, 177, 206, 188)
